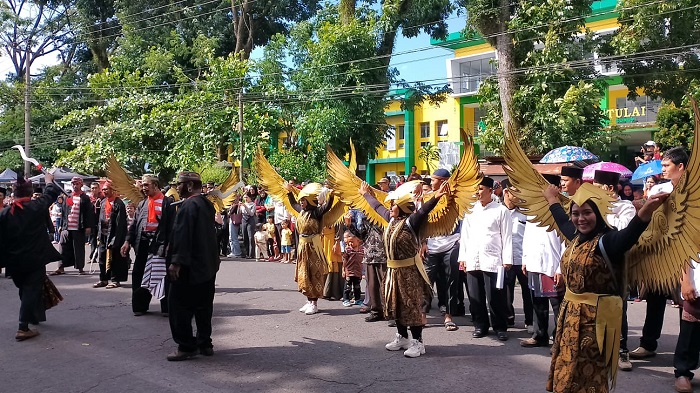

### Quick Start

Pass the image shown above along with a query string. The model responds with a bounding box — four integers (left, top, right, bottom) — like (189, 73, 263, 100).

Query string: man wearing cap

(94, 181, 129, 289)
(423, 168, 461, 331)
(121, 174, 175, 316)
(52, 177, 95, 275)
(520, 174, 566, 348)
(458, 176, 513, 341)
(166, 171, 220, 361)
(559, 166, 583, 197)
(377, 177, 390, 192)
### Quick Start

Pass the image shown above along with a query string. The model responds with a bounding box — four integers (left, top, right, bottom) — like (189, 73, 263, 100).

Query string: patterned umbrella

(631, 160, 663, 183)
(582, 162, 633, 181)
(539, 146, 599, 164)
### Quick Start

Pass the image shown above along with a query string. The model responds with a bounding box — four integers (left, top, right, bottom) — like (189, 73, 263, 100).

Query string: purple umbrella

(582, 162, 633, 181)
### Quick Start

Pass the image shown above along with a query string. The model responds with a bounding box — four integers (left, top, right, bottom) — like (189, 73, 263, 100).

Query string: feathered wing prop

(105, 156, 144, 205)
(420, 136, 482, 238)
(208, 169, 245, 213)
(326, 145, 389, 227)
(320, 140, 363, 228)
(502, 125, 571, 239)
(254, 147, 300, 218)
(627, 98, 700, 294)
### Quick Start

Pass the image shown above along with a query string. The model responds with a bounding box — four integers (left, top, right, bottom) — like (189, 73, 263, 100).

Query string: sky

(1, 10, 467, 89)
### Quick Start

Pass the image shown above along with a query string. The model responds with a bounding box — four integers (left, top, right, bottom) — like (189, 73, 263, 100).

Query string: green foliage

(265, 149, 326, 183)
(417, 143, 440, 174)
(197, 162, 235, 185)
(654, 104, 694, 150)
(464, 0, 612, 155)
(609, 0, 700, 106)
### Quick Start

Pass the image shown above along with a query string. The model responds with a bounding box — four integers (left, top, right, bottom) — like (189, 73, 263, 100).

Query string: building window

(420, 141, 430, 147)
(420, 122, 430, 138)
(436, 120, 448, 137)
(397, 124, 405, 140)
(473, 107, 486, 137)
(460, 57, 496, 93)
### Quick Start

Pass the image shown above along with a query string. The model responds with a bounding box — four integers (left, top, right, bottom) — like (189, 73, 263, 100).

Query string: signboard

(438, 141, 460, 169)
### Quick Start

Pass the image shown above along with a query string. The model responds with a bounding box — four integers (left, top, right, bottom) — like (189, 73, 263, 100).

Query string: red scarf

(147, 192, 164, 224)
(10, 197, 32, 215)
(103, 197, 114, 218)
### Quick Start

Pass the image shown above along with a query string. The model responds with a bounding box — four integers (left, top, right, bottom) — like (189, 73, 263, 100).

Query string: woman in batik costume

(543, 182, 667, 393)
(359, 180, 449, 358)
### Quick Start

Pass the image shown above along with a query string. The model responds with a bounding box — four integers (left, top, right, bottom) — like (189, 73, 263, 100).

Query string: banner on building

(438, 141, 460, 170)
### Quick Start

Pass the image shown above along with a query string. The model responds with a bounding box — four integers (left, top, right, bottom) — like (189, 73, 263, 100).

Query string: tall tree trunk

(231, 0, 254, 59)
(495, 0, 518, 138)
(339, 0, 356, 25)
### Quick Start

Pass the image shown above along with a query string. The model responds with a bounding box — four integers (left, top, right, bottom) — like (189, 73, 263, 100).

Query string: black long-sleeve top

(363, 193, 441, 235)
(549, 203, 649, 267)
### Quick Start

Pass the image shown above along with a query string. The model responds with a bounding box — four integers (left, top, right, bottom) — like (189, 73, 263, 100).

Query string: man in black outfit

(0, 173, 62, 340)
(166, 171, 220, 361)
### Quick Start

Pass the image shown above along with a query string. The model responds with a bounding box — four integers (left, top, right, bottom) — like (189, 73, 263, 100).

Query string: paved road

(0, 255, 683, 392)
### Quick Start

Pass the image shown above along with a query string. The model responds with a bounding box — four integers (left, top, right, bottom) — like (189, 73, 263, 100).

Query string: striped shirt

(66, 195, 82, 230)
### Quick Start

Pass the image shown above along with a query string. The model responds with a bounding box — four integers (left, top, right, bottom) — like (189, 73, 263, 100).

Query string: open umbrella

(631, 160, 662, 183)
(540, 146, 598, 164)
(582, 162, 633, 182)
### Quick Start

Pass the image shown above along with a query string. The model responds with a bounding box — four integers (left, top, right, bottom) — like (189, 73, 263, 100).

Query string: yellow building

(370, 0, 659, 182)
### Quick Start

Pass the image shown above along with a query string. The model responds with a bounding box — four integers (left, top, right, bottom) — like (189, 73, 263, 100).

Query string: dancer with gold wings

(502, 99, 700, 393)
(255, 148, 345, 316)
(328, 138, 481, 358)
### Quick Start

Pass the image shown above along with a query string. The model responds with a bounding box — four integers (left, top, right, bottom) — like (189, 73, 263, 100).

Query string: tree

(653, 83, 700, 150)
(608, 0, 700, 106)
(0, 0, 74, 80)
(418, 143, 440, 174)
(459, 0, 611, 155)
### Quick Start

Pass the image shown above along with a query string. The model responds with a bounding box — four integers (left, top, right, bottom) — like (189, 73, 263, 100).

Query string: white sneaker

(403, 339, 425, 358)
(299, 302, 310, 313)
(385, 333, 411, 351)
(526, 325, 534, 334)
(304, 303, 318, 315)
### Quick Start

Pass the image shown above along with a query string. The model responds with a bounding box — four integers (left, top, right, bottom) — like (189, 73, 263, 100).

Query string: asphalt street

(0, 253, 684, 393)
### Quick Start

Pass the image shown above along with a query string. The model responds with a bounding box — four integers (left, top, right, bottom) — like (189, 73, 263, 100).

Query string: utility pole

(24, 47, 31, 176)
(238, 89, 244, 183)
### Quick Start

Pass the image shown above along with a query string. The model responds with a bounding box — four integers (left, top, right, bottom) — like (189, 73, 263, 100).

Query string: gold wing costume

(502, 100, 700, 294)
(105, 156, 145, 204)
(207, 170, 245, 213)
(328, 136, 481, 239)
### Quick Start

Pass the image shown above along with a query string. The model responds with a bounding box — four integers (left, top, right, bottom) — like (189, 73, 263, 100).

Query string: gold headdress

(298, 183, 323, 206)
(568, 182, 616, 229)
(385, 180, 422, 214)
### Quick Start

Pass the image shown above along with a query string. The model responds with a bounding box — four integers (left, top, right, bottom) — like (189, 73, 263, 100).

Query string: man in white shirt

(458, 177, 513, 341)
(501, 179, 533, 331)
(423, 169, 461, 331)
(520, 174, 565, 348)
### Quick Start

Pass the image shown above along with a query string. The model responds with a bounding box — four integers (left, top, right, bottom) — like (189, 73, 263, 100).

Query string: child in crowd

(263, 215, 279, 261)
(253, 223, 269, 261)
(342, 230, 364, 307)
(280, 220, 293, 263)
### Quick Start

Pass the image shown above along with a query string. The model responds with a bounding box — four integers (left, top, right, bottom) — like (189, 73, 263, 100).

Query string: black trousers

(366, 264, 387, 317)
(343, 276, 362, 302)
(456, 270, 468, 316)
(423, 246, 460, 315)
(505, 265, 533, 326)
(168, 275, 216, 352)
(132, 239, 168, 313)
(639, 290, 669, 351)
(59, 229, 86, 270)
(241, 219, 256, 258)
(675, 318, 700, 379)
(12, 268, 46, 326)
(531, 292, 563, 342)
(466, 270, 509, 332)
